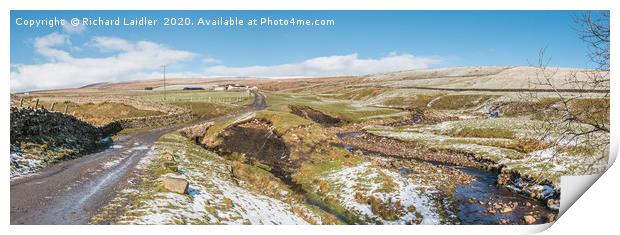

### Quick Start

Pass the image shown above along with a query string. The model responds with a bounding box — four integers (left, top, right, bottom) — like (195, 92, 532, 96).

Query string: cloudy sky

(10, 10, 601, 92)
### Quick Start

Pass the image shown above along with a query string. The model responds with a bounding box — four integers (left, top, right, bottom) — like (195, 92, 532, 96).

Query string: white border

(0, 0, 616, 10)
(2, 1, 617, 235)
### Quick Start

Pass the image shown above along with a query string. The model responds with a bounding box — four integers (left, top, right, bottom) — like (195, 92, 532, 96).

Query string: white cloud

(90, 36, 135, 52)
(11, 34, 195, 92)
(62, 21, 86, 34)
(12, 33, 442, 92)
(202, 57, 221, 64)
(34, 33, 73, 62)
(204, 53, 441, 77)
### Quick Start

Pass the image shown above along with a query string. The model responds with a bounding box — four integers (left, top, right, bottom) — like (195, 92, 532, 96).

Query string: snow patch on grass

(10, 151, 43, 178)
(136, 146, 157, 170)
(324, 162, 440, 224)
(367, 117, 608, 186)
(119, 132, 313, 225)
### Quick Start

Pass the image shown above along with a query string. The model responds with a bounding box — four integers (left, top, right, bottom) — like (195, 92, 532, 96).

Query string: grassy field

(365, 117, 608, 186)
(197, 103, 478, 224)
(133, 90, 253, 119)
(20, 99, 165, 126)
(13, 90, 254, 125)
(134, 90, 253, 106)
(170, 101, 242, 119)
(264, 92, 406, 123)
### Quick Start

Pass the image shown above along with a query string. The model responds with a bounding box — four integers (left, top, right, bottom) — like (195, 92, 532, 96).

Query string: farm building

(213, 84, 248, 91)
(183, 87, 205, 91)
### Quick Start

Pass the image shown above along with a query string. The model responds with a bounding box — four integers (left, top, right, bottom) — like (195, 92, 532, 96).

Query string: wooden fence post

(35, 99, 39, 109)
(64, 105, 69, 113)
(19, 98, 24, 107)
(50, 102, 56, 111)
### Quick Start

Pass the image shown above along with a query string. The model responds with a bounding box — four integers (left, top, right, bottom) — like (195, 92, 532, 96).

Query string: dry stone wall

(10, 107, 104, 149)
(14, 95, 193, 131)
(35, 96, 186, 114)
(107, 111, 193, 130)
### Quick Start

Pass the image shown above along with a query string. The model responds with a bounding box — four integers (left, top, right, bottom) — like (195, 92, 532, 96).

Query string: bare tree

(527, 11, 610, 172)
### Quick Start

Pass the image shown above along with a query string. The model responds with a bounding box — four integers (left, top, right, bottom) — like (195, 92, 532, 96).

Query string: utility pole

(161, 65, 167, 101)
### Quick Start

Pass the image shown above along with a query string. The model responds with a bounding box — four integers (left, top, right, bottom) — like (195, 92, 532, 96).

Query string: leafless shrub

(526, 11, 609, 171)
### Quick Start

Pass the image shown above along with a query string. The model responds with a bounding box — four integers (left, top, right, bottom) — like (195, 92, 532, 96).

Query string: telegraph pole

(161, 65, 167, 101)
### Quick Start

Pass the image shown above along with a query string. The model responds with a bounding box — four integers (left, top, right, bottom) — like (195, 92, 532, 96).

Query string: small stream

(270, 168, 358, 224)
(337, 131, 555, 225)
(451, 165, 552, 224)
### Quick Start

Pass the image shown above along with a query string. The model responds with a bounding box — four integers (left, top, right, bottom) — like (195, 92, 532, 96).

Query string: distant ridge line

(348, 85, 610, 93)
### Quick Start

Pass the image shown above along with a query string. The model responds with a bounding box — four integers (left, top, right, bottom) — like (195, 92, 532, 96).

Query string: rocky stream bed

(338, 131, 558, 225)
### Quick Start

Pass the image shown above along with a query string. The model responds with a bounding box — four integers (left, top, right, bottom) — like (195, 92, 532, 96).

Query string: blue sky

(10, 10, 605, 91)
